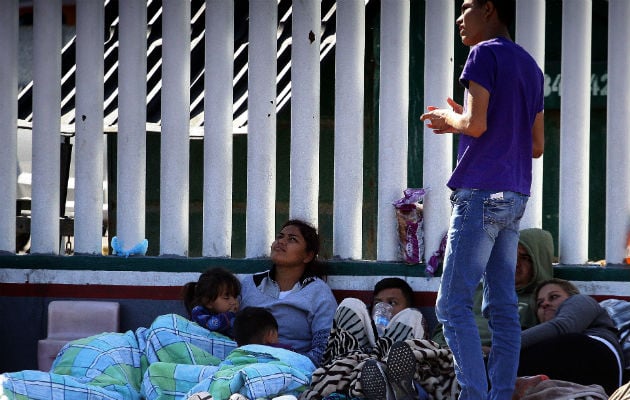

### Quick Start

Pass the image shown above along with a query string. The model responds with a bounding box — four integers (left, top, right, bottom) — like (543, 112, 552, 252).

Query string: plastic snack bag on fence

(392, 188, 427, 264)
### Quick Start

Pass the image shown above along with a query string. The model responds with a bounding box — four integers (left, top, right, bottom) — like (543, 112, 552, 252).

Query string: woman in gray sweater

(239, 219, 337, 367)
(518, 278, 624, 394)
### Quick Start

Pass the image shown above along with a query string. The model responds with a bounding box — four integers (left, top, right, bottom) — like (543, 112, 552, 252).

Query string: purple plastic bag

(393, 188, 427, 264)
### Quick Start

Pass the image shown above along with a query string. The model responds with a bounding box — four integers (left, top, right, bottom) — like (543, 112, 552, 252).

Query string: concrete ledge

(0, 254, 629, 280)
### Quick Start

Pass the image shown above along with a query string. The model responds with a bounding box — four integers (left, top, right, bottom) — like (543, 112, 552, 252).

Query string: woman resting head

(533, 277, 579, 323)
(182, 267, 241, 337)
(520, 278, 624, 394)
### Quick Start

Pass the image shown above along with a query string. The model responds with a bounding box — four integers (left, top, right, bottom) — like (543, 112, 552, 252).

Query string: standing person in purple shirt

(420, 0, 544, 399)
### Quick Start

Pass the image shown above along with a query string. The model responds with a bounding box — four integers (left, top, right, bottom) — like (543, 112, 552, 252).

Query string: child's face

(204, 291, 239, 313)
(373, 288, 408, 316)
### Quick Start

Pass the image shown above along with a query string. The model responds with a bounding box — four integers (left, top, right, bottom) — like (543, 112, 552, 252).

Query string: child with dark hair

(373, 277, 415, 312)
(182, 267, 241, 337)
(186, 307, 315, 400)
(233, 307, 279, 347)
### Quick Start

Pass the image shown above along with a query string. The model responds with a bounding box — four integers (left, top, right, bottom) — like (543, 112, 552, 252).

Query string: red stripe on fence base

(332, 289, 439, 307)
(0, 282, 181, 300)
(1, 283, 627, 306)
(0, 283, 442, 306)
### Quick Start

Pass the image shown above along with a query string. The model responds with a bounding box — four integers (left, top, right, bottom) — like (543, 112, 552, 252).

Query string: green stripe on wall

(0, 255, 629, 281)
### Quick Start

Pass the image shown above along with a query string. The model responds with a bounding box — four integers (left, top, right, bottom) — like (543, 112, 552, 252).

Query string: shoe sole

(386, 341, 417, 398)
(361, 359, 389, 400)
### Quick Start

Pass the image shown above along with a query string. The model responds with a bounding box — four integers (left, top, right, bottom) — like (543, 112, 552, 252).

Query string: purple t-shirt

(447, 37, 544, 196)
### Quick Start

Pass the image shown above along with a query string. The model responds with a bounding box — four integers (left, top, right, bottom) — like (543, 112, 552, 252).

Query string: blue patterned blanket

(1, 314, 314, 400)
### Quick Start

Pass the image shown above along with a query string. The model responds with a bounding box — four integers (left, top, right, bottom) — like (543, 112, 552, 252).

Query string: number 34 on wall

(544, 70, 607, 108)
(545, 72, 608, 97)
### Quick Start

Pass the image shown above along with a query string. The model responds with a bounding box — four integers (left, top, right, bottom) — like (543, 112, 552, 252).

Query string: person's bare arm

(420, 80, 489, 137)
(532, 111, 544, 158)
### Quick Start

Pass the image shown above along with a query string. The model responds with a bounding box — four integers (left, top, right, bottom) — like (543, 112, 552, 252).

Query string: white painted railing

(0, 0, 18, 254)
(75, 0, 105, 255)
(333, 0, 365, 260)
(0, 0, 629, 265)
(606, 0, 630, 263)
(559, 0, 592, 265)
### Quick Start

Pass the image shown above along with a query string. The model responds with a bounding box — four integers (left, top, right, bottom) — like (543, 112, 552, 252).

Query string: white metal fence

(0, 0, 629, 265)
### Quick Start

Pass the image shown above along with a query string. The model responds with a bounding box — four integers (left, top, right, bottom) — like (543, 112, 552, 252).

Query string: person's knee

(395, 308, 423, 319)
(436, 293, 473, 323)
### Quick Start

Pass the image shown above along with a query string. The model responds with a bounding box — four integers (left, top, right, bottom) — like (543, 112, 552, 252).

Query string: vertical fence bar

(0, 0, 18, 253)
(203, 0, 234, 257)
(377, 0, 410, 261)
(516, 0, 545, 230)
(422, 0, 454, 263)
(31, 0, 61, 254)
(333, 0, 364, 259)
(559, 0, 591, 264)
(74, 0, 104, 255)
(605, 0, 630, 264)
(246, 0, 277, 257)
(289, 0, 321, 227)
(117, 0, 147, 253)
(160, 0, 190, 256)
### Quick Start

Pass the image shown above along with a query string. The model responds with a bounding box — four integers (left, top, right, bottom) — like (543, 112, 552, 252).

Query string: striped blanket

(1, 314, 314, 400)
(299, 298, 459, 400)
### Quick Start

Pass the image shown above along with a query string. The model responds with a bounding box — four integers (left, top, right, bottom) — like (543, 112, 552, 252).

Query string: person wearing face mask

(518, 278, 624, 395)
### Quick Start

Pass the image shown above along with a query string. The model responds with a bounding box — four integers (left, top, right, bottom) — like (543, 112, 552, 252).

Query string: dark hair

(477, 0, 515, 28)
(279, 219, 327, 277)
(373, 277, 415, 308)
(233, 307, 278, 347)
(182, 267, 241, 317)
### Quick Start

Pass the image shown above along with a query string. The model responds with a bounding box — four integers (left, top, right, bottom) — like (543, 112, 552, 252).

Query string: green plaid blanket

(1, 315, 316, 400)
(142, 345, 315, 400)
(1, 314, 235, 400)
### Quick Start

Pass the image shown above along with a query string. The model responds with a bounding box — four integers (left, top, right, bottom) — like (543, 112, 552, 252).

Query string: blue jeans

(436, 188, 528, 400)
